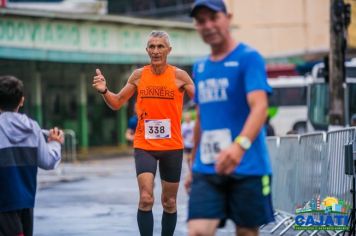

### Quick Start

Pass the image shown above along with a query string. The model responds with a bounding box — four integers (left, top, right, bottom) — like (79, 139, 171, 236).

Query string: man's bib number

(200, 129, 232, 164)
(144, 119, 171, 139)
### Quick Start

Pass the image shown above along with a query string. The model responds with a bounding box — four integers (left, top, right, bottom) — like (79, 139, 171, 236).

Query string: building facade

(0, 8, 207, 149)
(1, 0, 355, 149)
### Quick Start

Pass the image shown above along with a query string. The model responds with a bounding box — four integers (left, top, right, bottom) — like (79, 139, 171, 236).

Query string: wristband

(234, 136, 251, 150)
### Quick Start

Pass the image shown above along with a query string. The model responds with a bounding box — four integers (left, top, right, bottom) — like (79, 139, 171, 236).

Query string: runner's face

(194, 8, 231, 47)
(146, 37, 172, 66)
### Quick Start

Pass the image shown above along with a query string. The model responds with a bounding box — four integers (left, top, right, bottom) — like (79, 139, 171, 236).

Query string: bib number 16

(200, 129, 232, 164)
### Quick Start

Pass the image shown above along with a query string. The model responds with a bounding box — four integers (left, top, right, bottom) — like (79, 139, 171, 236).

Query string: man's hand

(48, 127, 64, 144)
(92, 68, 107, 93)
(215, 143, 244, 175)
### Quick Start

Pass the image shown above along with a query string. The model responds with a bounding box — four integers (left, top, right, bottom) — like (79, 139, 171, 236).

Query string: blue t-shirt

(192, 43, 272, 175)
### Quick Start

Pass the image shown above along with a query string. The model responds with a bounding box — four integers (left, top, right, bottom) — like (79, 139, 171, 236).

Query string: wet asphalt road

(34, 157, 290, 236)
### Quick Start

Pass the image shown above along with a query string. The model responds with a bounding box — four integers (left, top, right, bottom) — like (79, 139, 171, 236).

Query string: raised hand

(92, 68, 107, 93)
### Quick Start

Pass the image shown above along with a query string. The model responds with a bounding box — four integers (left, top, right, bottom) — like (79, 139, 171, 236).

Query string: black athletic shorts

(0, 208, 33, 236)
(134, 148, 183, 183)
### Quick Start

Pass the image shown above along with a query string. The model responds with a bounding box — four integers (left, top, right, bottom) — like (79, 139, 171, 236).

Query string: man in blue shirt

(186, 0, 275, 235)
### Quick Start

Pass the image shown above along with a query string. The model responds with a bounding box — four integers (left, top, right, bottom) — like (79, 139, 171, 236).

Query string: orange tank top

(133, 65, 184, 150)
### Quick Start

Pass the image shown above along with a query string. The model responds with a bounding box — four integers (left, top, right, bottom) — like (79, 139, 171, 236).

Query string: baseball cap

(190, 0, 227, 17)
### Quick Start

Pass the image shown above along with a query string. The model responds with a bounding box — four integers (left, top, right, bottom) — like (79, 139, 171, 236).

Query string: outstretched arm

(37, 126, 64, 170)
(92, 68, 140, 110)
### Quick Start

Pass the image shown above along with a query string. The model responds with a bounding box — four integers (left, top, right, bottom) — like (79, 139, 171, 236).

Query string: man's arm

(237, 90, 268, 142)
(215, 90, 268, 175)
(92, 68, 140, 110)
(175, 69, 195, 99)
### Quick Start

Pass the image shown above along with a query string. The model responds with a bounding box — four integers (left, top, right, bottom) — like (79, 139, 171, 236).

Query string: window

(348, 83, 356, 124)
(269, 87, 307, 106)
(308, 83, 329, 130)
(316, 65, 356, 79)
(347, 67, 356, 78)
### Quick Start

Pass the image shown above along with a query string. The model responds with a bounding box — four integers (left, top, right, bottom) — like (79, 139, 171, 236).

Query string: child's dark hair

(0, 76, 24, 111)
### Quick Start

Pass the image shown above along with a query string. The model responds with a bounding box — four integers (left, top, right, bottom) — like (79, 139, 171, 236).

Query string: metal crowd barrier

(323, 129, 355, 206)
(62, 129, 77, 162)
(295, 132, 326, 207)
(266, 127, 356, 236)
(268, 136, 300, 234)
(267, 137, 280, 209)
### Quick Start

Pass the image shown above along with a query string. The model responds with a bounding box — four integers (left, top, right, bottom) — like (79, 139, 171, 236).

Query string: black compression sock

(161, 211, 177, 236)
(137, 209, 154, 236)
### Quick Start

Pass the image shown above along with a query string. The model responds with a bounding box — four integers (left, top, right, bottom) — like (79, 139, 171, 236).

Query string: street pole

(329, 0, 351, 127)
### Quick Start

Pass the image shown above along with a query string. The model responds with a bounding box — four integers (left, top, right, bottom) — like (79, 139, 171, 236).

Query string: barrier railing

(62, 129, 77, 162)
(266, 128, 356, 235)
(323, 129, 355, 206)
(295, 132, 326, 207)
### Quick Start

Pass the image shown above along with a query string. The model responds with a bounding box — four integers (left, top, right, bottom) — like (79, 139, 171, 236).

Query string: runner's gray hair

(147, 31, 171, 47)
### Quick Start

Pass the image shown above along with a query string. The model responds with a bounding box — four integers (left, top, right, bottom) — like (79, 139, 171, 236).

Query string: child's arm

(37, 126, 64, 170)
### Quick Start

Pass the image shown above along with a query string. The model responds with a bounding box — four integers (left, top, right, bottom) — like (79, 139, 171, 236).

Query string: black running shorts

(134, 148, 183, 183)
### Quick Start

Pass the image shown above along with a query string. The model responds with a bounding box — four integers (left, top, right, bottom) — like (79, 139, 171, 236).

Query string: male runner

(186, 1, 275, 235)
(92, 31, 194, 236)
